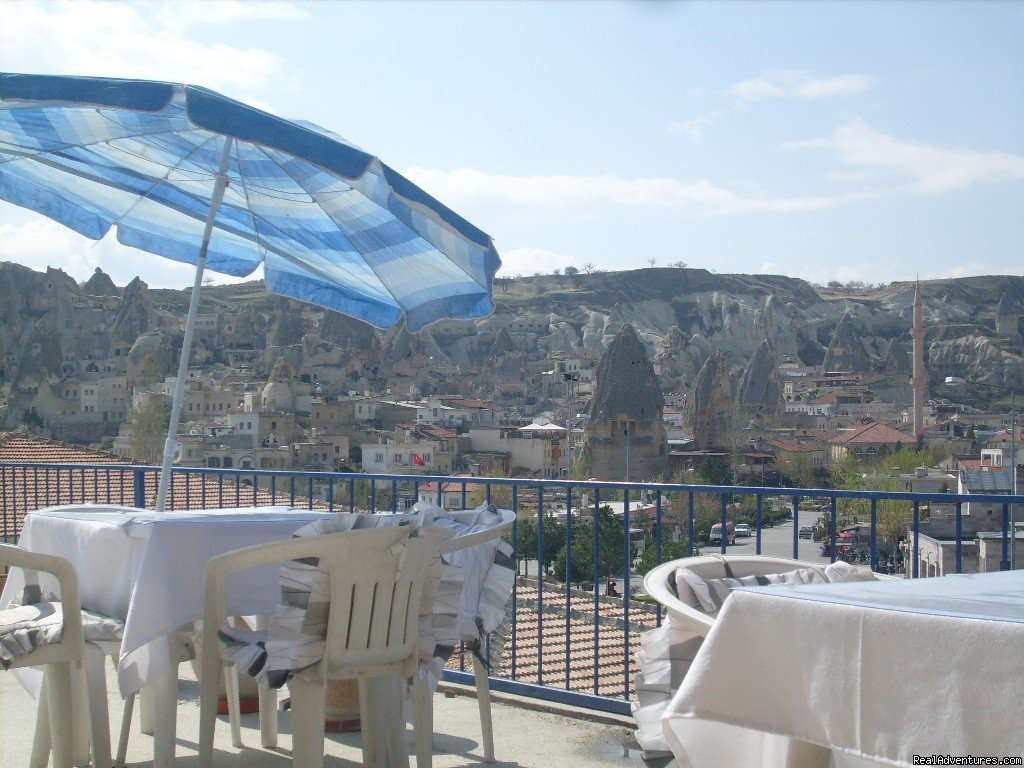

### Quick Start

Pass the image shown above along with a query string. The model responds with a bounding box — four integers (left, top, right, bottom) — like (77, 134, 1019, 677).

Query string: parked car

(798, 525, 815, 539)
(709, 521, 737, 545)
(734, 523, 752, 537)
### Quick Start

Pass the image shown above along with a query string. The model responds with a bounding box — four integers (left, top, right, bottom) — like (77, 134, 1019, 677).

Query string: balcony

(1, 461, 1022, 766)
(0, 664, 641, 766)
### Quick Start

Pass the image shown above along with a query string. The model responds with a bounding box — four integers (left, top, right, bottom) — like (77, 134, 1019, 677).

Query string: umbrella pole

(155, 138, 234, 514)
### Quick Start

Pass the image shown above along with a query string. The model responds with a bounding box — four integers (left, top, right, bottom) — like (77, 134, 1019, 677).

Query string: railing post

(134, 469, 147, 509)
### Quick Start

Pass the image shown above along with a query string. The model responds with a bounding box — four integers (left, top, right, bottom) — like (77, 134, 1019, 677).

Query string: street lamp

(945, 376, 1018, 569)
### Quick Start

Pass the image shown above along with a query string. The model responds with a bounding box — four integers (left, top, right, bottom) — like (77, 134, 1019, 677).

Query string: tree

(647, 258, 657, 268)
(636, 537, 691, 576)
(554, 505, 625, 583)
(583, 263, 595, 275)
(22, 407, 44, 429)
(130, 393, 171, 463)
(780, 452, 818, 489)
(512, 513, 566, 576)
(563, 265, 579, 276)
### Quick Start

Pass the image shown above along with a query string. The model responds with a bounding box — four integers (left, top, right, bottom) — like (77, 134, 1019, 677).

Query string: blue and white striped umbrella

(0, 72, 501, 511)
(0, 73, 500, 331)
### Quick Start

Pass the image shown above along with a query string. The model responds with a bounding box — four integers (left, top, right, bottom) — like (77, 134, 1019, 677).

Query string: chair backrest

(315, 527, 438, 676)
(672, 554, 828, 581)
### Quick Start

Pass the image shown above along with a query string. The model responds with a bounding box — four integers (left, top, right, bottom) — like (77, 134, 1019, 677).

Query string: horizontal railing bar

(1, 462, 1020, 505)
(442, 670, 632, 716)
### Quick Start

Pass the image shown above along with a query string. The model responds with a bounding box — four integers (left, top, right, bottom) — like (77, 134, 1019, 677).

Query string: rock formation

(878, 337, 911, 375)
(266, 297, 306, 350)
(686, 350, 733, 450)
(583, 324, 666, 481)
(82, 267, 119, 296)
(736, 340, 784, 424)
(126, 332, 174, 389)
(996, 293, 1021, 353)
(108, 277, 156, 356)
(822, 312, 873, 372)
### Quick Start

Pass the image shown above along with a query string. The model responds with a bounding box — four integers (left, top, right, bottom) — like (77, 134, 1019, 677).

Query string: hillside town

(1, 262, 1021, 577)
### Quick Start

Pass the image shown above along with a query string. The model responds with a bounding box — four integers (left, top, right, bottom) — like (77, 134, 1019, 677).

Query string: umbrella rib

(0, 124, 209, 171)
(3, 132, 237, 242)
(103, 134, 221, 238)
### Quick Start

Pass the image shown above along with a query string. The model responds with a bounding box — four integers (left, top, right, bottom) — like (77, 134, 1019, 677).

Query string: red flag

(413, 453, 426, 467)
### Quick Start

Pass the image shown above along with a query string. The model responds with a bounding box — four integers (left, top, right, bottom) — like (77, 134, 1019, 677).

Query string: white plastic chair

(197, 526, 438, 768)
(644, 554, 882, 636)
(1, 543, 105, 768)
(411, 507, 516, 766)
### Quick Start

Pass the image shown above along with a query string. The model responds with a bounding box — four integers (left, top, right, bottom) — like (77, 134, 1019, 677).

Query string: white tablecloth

(662, 571, 1024, 768)
(2, 506, 335, 695)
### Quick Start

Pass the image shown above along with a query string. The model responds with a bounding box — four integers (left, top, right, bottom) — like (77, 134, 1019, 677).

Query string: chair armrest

(438, 509, 516, 555)
(0, 543, 84, 650)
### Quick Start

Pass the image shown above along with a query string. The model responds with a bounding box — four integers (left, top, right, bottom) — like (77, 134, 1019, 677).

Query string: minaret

(912, 280, 925, 438)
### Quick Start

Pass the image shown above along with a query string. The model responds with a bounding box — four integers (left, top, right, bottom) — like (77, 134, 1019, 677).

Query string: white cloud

(730, 70, 870, 103)
(405, 166, 839, 216)
(759, 262, 780, 275)
(786, 119, 1024, 194)
(668, 111, 722, 142)
(0, 1, 305, 99)
(499, 247, 588, 276)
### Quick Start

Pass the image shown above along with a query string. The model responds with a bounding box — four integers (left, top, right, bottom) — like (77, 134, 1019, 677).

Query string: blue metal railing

(1, 461, 1021, 716)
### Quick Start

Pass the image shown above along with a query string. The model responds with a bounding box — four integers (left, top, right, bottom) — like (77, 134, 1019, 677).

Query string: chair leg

(84, 643, 113, 768)
(70, 659, 92, 766)
(410, 678, 433, 768)
(358, 677, 380, 768)
(197, 650, 223, 768)
(115, 692, 135, 768)
(258, 681, 278, 748)
(30, 681, 51, 768)
(291, 675, 327, 768)
(224, 663, 243, 747)
(45, 662, 75, 768)
(472, 654, 495, 763)
(381, 675, 409, 768)
(251, 613, 278, 748)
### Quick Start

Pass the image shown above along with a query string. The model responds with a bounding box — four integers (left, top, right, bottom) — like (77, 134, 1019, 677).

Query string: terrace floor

(0, 662, 649, 767)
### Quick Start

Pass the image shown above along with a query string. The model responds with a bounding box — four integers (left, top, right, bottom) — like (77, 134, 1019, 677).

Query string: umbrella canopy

(0, 73, 501, 511)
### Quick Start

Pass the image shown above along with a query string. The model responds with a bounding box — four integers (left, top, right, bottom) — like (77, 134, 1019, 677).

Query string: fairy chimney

(582, 324, 666, 481)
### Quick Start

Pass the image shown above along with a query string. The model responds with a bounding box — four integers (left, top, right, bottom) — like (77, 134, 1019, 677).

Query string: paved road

(714, 516, 831, 563)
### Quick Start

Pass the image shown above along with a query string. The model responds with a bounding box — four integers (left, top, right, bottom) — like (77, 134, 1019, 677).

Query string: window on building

(375, 452, 385, 463)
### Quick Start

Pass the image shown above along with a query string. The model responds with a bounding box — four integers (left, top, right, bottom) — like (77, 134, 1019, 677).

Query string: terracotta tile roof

(0, 431, 294, 539)
(827, 421, 916, 446)
(466, 580, 657, 699)
(0, 432, 131, 466)
(765, 438, 821, 453)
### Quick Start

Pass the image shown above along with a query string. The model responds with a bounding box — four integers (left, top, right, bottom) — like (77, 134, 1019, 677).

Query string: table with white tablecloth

(662, 571, 1024, 768)
(1, 506, 335, 695)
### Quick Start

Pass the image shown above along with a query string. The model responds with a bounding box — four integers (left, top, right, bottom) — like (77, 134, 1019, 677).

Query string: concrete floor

(0, 663, 649, 767)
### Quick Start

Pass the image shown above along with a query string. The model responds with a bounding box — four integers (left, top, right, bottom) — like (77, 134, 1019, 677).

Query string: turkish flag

(413, 453, 426, 466)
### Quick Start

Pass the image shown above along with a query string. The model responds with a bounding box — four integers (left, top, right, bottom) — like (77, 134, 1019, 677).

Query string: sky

(1, 0, 1023, 290)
